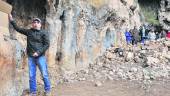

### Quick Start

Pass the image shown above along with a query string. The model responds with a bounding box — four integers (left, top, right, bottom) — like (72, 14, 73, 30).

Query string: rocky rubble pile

(58, 39, 170, 84)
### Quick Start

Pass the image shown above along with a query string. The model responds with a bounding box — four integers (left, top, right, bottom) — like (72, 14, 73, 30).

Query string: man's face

(32, 21, 41, 30)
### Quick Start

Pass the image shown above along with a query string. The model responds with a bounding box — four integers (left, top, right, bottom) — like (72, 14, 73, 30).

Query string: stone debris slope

(58, 39, 170, 84)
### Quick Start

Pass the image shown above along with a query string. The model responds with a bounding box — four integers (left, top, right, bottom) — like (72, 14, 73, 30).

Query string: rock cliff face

(5, 0, 142, 72)
(138, 0, 170, 30)
(0, 35, 16, 95)
(0, 33, 28, 96)
(159, 0, 170, 30)
(0, 2, 28, 96)
(46, 0, 141, 72)
(1, 0, 142, 95)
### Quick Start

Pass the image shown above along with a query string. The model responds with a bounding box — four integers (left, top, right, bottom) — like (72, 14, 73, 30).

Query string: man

(160, 29, 166, 38)
(131, 26, 140, 46)
(125, 29, 132, 45)
(9, 14, 51, 96)
(148, 29, 156, 40)
(139, 25, 147, 44)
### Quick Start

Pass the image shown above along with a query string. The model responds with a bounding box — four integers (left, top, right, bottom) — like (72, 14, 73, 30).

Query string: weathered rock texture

(137, 0, 170, 30)
(0, 33, 28, 96)
(159, 0, 170, 30)
(6, 0, 142, 72)
(0, 35, 16, 95)
(2, 0, 170, 96)
(46, 0, 141, 73)
(1, 0, 142, 95)
(57, 39, 170, 84)
(0, 2, 28, 95)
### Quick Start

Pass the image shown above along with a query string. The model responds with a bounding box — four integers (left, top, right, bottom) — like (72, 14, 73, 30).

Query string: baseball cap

(32, 18, 41, 23)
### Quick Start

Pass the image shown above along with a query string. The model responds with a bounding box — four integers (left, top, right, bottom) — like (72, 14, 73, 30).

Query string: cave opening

(6, 0, 47, 22)
(138, 0, 160, 25)
(138, 0, 160, 6)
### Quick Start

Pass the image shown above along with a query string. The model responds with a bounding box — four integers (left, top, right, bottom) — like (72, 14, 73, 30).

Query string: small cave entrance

(138, 0, 160, 8)
(6, 0, 47, 22)
(138, 0, 160, 25)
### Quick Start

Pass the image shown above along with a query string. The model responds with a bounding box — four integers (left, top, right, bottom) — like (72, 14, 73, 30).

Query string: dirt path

(50, 80, 170, 96)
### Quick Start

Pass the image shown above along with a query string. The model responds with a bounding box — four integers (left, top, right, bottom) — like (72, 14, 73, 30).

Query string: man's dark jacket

(10, 21, 50, 57)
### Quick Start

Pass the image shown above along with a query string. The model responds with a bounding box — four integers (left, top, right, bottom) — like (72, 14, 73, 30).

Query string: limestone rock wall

(2, 0, 142, 73)
(159, 0, 170, 30)
(46, 0, 141, 73)
(0, 2, 28, 95)
(0, 0, 142, 95)
(0, 32, 28, 96)
(6, 0, 142, 73)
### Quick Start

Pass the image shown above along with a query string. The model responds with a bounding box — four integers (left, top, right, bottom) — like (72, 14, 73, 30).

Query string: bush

(140, 5, 160, 25)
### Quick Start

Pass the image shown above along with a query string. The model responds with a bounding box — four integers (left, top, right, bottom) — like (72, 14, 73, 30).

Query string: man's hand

(8, 14, 14, 21)
(33, 52, 39, 57)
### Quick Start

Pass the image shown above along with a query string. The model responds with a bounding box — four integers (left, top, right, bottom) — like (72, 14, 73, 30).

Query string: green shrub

(140, 6, 160, 25)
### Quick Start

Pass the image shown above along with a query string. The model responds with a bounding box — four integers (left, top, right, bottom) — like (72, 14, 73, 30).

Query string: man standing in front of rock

(9, 14, 51, 96)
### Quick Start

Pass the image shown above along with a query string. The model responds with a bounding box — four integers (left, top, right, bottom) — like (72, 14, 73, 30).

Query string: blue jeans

(28, 55, 51, 93)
